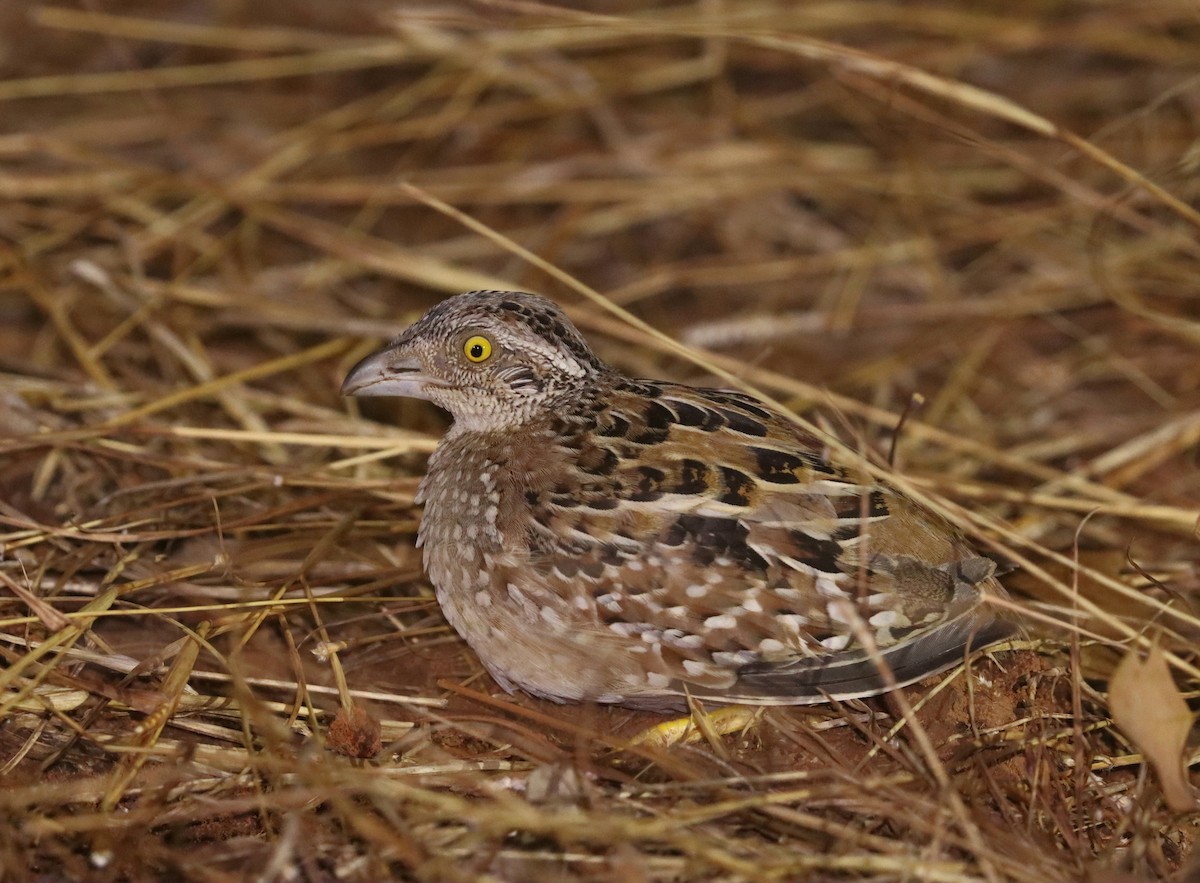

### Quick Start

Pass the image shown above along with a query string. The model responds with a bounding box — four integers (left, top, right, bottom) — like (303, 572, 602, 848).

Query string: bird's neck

(418, 419, 558, 548)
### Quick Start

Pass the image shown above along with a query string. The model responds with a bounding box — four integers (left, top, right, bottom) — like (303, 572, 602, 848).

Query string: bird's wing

(517, 380, 1011, 705)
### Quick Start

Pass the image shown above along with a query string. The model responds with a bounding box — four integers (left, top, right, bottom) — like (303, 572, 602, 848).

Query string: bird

(341, 290, 1013, 711)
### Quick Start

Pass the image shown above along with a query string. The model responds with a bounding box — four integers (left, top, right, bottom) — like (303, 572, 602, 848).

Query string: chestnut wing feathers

(518, 382, 1006, 703)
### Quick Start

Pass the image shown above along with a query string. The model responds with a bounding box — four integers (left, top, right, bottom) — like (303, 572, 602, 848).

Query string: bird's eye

(464, 335, 493, 363)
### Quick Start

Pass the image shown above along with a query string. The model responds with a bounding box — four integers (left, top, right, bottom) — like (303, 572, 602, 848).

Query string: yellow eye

(464, 335, 492, 363)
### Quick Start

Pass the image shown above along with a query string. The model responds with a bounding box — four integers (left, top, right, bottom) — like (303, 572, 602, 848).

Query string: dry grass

(1, 2, 1198, 881)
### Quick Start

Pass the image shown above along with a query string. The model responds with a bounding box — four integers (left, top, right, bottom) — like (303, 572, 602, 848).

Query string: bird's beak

(340, 346, 444, 400)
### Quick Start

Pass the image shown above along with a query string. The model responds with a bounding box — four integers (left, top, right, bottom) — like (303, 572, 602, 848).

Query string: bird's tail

(706, 604, 1016, 706)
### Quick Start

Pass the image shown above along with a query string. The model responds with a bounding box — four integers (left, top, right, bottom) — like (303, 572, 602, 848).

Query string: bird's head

(341, 290, 609, 431)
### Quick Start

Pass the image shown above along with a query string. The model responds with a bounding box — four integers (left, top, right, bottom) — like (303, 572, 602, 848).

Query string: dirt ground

(1, 2, 1198, 881)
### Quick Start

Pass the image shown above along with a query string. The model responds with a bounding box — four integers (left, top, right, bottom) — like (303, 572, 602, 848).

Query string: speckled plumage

(342, 291, 1013, 711)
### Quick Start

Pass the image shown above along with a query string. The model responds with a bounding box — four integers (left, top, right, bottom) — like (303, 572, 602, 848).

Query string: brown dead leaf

(1109, 643, 1199, 813)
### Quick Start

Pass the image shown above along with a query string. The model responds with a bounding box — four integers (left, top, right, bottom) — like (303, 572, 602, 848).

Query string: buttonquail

(342, 291, 1012, 711)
